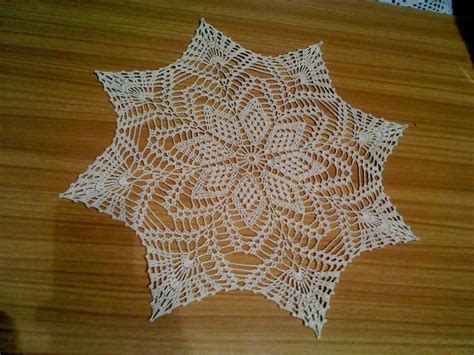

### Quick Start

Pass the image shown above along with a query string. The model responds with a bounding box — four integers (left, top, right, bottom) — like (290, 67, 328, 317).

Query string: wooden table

(1, 1, 473, 353)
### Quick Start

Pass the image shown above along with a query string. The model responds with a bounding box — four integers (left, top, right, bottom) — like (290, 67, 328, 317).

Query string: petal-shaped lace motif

(231, 173, 266, 227)
(268, 151, 325, 182)
(203, 105, 242, 146)
(263, 172, 304, 212)
(192, 164, 239, 199)
(265, 123, 305, 153)
(239, 98, 270, 144)
(174, 135, 233, 166)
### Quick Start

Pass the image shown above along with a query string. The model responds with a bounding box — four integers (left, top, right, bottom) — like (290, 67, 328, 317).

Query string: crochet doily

(61, 19, 418, 337)
(376, 0, 453, 14)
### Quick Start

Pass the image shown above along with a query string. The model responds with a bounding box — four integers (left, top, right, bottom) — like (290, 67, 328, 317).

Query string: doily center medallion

(60, 18, 418, 338)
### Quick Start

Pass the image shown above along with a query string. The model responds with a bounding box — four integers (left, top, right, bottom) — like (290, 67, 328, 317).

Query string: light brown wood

(1, 1, 473, 353)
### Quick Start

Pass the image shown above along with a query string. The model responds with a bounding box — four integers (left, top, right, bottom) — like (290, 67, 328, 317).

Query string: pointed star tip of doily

(398, 232, 420, 245)
(198, 17, 209, 28)
(313, 325, 323, 339)
(58, 189, 69, 199)
(59, 188, 74, 201)
(59, 184, 82, 202)
(94, 70, 107, 79)
(94, 70, 109, 85)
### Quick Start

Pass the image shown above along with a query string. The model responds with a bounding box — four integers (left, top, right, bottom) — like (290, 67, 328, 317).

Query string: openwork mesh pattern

(376, 0, 453, 14)
(61, 19, 418, 337)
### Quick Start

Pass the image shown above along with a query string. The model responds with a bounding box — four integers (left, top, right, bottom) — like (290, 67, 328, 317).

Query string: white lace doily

(61, 19, 418, 337)
(376, 0, 453, 15)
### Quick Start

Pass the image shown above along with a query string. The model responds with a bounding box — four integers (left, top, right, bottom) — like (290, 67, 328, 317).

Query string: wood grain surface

(1, 1, 473, 353)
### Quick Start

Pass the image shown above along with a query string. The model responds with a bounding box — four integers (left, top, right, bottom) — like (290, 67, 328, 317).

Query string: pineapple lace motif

(61, 19, 418, 337)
